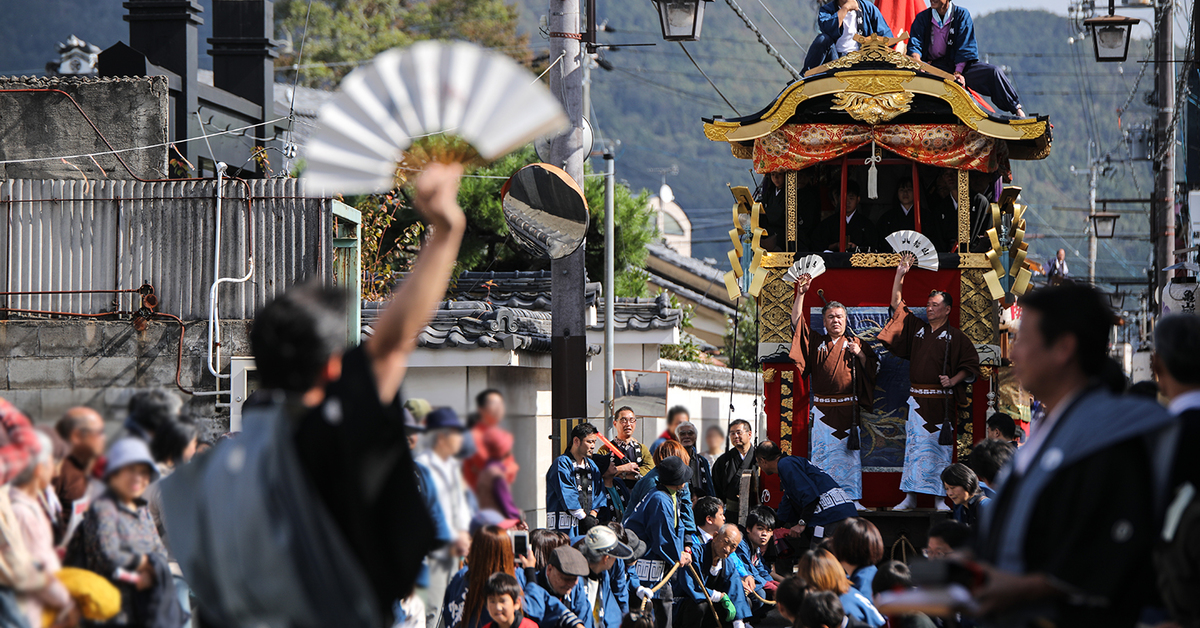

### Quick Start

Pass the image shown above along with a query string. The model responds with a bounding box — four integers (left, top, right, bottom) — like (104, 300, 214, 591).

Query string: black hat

(657, 456, 692, 486)
(548, 545, 590, 578)
(623, 528, 648, 561)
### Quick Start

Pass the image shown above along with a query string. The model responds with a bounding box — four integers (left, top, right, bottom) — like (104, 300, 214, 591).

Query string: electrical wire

(755, 0, 807, 54)
(0, 117, 290, 165)
(720, 0, 802, 81)
(284, 0, 316, 148)
(678, 43, 742, 115)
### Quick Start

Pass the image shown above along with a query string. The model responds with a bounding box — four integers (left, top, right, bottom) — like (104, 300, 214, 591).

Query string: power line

(678, 43, 742, 114)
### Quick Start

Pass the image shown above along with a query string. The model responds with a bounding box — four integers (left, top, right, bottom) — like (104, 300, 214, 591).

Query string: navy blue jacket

(443, 567, 581, 628)
(546, 454, 607, 536)
(624, 488, 689, 600)
(818, 0, 893, 50)
(908, 5, 979, 65)
(734, 539, 773, 602)
(774, 456, 857, 529)
(683, 539, 754, 620)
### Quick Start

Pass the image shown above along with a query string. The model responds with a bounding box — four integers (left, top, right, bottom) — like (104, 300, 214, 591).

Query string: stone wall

(0, 318, 250, 436)
(0, 75, 169, 180)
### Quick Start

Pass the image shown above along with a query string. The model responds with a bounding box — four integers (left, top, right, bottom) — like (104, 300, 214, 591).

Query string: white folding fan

(303, 41, 570, 194)
(886, 230, 939, 271)
(784, 254, 827, 284)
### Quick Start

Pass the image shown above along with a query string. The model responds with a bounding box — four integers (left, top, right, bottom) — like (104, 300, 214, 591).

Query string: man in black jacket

(975, 285, 1172, 628)
(1150, 314, 1200, 627)
(711, 420, 759, 525)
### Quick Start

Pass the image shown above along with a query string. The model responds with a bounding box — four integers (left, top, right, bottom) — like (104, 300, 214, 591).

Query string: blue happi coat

(733, 539, 772, 605)
(775, 456, 857, 530)
(624, 487, 689, 600)
(908, 5, 979, 65)
(546, 454, 607, 535)
(624, 468, 696, 536)
(443, 567, 581, 628)
(682, 539, 753, 621)
(416, 461, 453, 589)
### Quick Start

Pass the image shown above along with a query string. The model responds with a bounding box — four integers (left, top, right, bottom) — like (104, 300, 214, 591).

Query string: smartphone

(510, 530, 529, 558)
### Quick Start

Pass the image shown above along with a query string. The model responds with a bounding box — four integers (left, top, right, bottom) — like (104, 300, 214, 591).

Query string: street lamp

(651, 0, 711, 41)
(1084, 0, 1140, 63)
(1091, 212, 1120, 238)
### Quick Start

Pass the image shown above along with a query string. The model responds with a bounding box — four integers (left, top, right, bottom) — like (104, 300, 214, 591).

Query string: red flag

(875, 0, 926, 39)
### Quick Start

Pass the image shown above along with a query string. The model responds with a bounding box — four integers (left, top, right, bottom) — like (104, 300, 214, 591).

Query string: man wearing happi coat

(877, 258, 979, 510)
(788, 278, 877, 506)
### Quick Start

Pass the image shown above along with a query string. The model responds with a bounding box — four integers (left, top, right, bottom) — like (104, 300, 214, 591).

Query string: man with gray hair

(681, 523, 752, 628)
(1151, 313, 1200, 627)
(789, 277, 877, 509)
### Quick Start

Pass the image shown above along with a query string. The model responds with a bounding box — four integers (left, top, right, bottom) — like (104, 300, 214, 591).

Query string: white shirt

(1013, 388, 1083, 476)
(836, 10, 860, 54)
(416, 450, 473, 534)
(1169, 389, 1200, 416)
(932, 1, 953, 27)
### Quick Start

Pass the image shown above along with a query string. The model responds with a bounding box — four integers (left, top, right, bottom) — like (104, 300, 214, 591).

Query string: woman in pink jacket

(10, 430, 74, 628)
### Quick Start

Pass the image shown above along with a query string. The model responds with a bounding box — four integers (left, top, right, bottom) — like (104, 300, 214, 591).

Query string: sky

(952, 0, 1183, 41)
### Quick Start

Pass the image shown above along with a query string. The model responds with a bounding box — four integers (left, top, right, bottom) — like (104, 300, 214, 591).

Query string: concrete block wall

(0, 319, 252, 436)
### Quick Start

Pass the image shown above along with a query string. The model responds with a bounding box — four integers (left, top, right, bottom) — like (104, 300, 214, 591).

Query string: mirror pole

(604, 152, 616, 420)
(549, 0, 588, 448)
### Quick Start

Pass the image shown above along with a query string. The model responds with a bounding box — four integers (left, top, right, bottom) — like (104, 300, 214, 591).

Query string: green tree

(275, 0, 530, 89)
(355, 142, 658, 299)
(722, 297, 758, 372)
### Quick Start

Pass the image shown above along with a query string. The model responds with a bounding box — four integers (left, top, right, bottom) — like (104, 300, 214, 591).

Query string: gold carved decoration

(763, 368, 777, 383)
(834, 71, 915, 95)
(939, 82, 986, 128)
(731, 143, 753, 159)
(957, 253, 991, 268)
(850, 253, 901, 267)
(758, 268, 795, 345)
(704, 121, 741, 142)
(960, 269, 995, 345)
(786, 171, 798, 244)
(781, 370, 795, 455)
(762, 252, 796, 267)
(831, 91, 914, 125)
(1013, 119, 1049, 140)
(957, 169, 970, 245)
(817, 34, 923, 73)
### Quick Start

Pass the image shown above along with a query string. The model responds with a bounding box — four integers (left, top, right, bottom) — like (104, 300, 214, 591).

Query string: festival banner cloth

(754, 124, 998, 174)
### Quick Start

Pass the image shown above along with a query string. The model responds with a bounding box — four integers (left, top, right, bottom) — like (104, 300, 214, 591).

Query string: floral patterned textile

(753, 124, 998, 174)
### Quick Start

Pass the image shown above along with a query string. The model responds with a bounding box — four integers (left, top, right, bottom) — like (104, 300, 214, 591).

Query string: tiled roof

(646, 272, 735, 317)
(589, 293, 683, 331)
(647, 243, 726, 284)
(659, 359, 761, 394)
(451, 270, 600, 310)
(363, 300, 565, 353)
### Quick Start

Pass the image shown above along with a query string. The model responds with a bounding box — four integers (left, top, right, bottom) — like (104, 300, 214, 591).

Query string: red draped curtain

(754, 123, 999, 173)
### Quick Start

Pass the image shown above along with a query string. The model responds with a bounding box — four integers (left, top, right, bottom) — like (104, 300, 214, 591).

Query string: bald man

(53, 407, 106, 507)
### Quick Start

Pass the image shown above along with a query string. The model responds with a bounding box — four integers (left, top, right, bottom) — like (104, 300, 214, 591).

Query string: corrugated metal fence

(0, 178, 332, 320)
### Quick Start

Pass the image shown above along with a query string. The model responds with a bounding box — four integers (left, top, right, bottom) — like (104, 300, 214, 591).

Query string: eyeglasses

(616, 417, 637, 425)
(729, 429, 750, 437)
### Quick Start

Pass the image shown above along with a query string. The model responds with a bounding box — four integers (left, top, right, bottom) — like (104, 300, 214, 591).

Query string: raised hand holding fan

(303, 41, 570, 194)
(784, 254, 827, 284)
(885, 230, 939, 271)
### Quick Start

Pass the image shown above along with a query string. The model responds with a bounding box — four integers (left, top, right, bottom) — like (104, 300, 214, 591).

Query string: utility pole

(548, 0, 587, 448)
(603, 151, 615, 422)
(1153, 0, 1175, 314)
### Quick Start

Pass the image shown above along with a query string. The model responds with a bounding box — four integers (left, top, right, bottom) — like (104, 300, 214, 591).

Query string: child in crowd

(871, 561, 936, 628)
(481, 573, 537, 628)
(774, 576, 808, 628)
(800, 591, 848, 628)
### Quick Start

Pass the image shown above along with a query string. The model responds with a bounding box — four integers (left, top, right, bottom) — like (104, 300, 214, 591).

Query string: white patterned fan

(886, 230, 939, 271)
(784, 254, 826, 284)
(303, 41, 570, 194)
